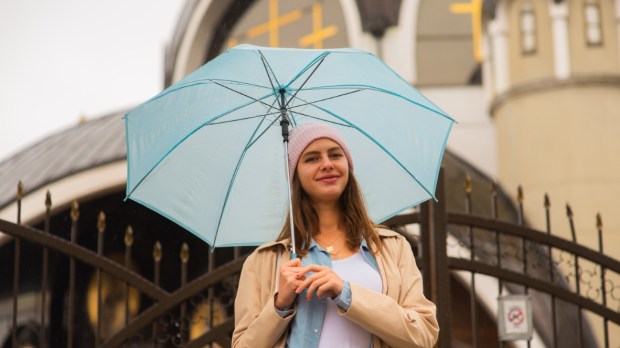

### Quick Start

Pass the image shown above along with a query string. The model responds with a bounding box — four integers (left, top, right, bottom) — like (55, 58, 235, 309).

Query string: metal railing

(1, 183, 245, 347)
(414, 171, 620, 348)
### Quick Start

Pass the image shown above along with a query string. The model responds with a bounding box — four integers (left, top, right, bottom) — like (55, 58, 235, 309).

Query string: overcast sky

(0, 0, 185, 162)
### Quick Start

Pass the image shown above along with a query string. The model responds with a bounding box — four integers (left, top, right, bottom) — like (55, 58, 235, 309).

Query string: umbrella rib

(129, 80, 267, 110)
(211, 106, 278, 247)
(285, 88, 363, 111)
(125, 94, 274, 198)
(207, 79, 271, 90)
(287, 110, 352, 128)
(257, 51, 282, 107)
(306, 84, 455, 121)
(245, 111, 285, 150)
(210, 80, 277, 110)
(284, 53, 329, 109)
(209, 113, 278, 126)
(283, 52, 330, 92)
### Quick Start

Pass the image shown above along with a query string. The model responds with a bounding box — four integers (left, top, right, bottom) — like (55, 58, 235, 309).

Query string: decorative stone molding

(489, 74, 620, 115)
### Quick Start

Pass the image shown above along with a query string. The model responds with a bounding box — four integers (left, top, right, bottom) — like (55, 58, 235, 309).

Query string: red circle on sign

(508, 306, 524, 326)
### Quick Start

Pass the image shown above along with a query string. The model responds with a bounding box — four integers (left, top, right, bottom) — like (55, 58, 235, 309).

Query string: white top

(318, 250, 382, 348)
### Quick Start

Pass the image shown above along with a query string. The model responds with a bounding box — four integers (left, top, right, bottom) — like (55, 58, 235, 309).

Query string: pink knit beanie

(287, 123, 354, 182)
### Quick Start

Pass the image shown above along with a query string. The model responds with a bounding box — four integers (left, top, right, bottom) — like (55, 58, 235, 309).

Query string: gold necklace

(315, 236, 341, 259)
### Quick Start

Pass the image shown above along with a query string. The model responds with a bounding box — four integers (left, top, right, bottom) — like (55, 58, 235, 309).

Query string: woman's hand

(295, 265, 344, 301)
(275, 258, 305, 310)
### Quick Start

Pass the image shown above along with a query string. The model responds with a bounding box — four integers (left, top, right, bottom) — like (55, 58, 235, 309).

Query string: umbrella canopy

(125, 44, 455, 248)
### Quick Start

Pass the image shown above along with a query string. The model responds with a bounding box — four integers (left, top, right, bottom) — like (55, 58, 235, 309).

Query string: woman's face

(296, 138, 349, 205)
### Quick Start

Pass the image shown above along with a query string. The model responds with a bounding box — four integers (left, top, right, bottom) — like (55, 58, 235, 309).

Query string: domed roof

(0, 110, 127, 209)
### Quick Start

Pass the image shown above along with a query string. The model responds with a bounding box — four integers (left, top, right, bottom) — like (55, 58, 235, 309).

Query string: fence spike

(566, 203, 573, 218)
(544, 194, 552, 234)
(490, 181, 497, 195)
(465, 173, 472, 193)
(17, 181, 24, 199)
(97, 211, 106, 233)
(124, 226, 134, 247)
(180, 243, 190, 264)
(566, 203, 577, 242)
(153, 241, 162, 262)
(517, 185, 524, 203)
(45, 190, 52, 209)
(70, 201, 80, 221)
(596, 213, 602, 230)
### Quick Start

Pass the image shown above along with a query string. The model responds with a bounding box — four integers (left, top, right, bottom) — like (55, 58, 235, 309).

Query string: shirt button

(314, 328, 320, 333)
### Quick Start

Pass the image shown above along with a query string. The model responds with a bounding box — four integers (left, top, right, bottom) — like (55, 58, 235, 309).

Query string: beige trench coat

(232, 228, 439, 348)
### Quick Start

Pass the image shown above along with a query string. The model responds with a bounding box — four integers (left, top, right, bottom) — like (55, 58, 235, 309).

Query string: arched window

(519, 2, 537, 55)
(584, 1, 603, 46)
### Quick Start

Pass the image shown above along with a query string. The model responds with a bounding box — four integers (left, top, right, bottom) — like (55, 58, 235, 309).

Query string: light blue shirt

(279, 239, 380, 348)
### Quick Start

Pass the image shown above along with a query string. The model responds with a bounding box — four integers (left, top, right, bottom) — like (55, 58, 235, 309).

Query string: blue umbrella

(124, 44, 455, 253)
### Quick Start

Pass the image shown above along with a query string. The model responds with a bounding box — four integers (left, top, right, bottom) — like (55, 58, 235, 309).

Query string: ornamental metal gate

(0, 171, 618, 347)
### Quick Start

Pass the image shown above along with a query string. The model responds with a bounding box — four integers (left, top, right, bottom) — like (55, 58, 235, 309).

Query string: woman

(232, 123, 439, 347)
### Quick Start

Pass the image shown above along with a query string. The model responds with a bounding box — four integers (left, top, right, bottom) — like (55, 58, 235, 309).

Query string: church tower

(485, 0, 620, 256)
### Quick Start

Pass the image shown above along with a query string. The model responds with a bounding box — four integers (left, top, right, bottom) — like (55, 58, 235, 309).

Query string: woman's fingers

(276, 259, 306, 309)
(297, 264, 324, 277)
(295, 266, 344, 300)
(305, 276, 328, 300)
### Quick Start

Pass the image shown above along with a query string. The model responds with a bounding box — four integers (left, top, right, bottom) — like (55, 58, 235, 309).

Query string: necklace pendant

(326, 245, 335, 255)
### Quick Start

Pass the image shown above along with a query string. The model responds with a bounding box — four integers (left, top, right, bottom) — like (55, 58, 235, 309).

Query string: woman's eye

(329, 153, 343, 159)
(304, 156, 318, 163)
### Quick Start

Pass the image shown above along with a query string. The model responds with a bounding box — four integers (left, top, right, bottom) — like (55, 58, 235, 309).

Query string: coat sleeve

(232, 250, 293, 348)
(338, 235, 439, 348)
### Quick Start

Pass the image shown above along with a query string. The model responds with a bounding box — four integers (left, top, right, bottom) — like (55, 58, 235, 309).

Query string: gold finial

(124, 226, 134, 247)
(465, 173, 472, 193)
(78, 113, 87, 124)
(517, 185, 524, 203)
(70, 201, 79, 221)
(566, 204, 573, 218)
(596, 213, 602, 230)
(153, 241, 162, 262)
(45, 190, 52, 209)
(544, 194, 550, 209)
(97, 211, 106, 233)
(180, 243, 189, 263)
(17, 181, 24, 199)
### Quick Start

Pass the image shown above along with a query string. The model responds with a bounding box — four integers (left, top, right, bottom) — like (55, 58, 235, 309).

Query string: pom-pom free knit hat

(287, 123, 354, 182)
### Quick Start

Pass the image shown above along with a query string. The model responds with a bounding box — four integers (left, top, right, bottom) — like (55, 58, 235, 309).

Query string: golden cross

(246, 0, 302, 47)
(450, 0, 483, 62)
(299, 2, 338, 49)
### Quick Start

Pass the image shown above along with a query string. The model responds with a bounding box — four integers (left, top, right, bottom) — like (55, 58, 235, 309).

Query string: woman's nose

(319, 156, 334, 170)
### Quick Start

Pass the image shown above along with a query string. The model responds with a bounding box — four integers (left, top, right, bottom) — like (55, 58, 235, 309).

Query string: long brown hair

(277, 171, 383, 257)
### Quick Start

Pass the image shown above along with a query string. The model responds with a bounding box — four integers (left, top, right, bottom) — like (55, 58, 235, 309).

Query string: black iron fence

(1, 172, 619, 347)
(422, 172, 620, 348)
(1, 184, 244, 347)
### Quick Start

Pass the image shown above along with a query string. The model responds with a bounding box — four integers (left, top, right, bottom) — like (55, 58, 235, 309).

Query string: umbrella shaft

(282, 140, 297, 258)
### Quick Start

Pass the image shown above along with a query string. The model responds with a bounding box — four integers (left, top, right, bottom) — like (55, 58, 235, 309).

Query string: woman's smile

(315, 174, 341, 184)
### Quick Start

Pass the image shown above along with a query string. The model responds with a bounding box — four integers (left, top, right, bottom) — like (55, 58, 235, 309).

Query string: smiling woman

(232, 123, 440, 348)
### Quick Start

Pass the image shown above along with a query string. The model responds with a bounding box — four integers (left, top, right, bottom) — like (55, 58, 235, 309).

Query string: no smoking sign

(498, 295, 533, 341)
